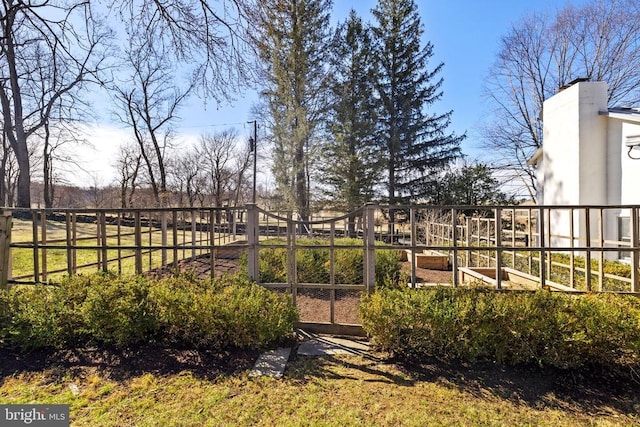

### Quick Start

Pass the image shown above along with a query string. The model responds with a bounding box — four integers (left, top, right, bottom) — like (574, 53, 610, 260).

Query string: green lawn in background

(9, 218, 225, 281)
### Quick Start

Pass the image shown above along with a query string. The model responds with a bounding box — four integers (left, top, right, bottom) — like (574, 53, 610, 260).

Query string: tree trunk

(295, 141, 308, 232)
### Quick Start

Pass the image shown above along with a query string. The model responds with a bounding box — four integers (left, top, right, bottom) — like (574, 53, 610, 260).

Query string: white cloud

(57, 123, 129, 186)
(59, 124, 202, 187)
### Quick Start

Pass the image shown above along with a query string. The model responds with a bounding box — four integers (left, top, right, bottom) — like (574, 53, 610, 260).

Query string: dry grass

(1, 353, 638, 426)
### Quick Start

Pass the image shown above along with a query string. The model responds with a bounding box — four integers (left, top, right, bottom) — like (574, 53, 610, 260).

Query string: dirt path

(149, 254, 454, 325)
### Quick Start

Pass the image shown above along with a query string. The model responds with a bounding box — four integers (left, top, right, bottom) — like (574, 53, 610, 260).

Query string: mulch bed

(0, 345, 259, 381)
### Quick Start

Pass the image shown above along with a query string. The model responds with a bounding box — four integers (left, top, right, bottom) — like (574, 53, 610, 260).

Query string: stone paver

(250, 331, 372, 378)
(296, 333, 370, 357)
(249, 347, 292, 378)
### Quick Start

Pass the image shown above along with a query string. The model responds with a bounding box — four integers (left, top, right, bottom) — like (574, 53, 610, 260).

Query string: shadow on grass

(286, 351, 640, 419)
(2, 343, 639, 419)
(398, 357, 640, 418)
(287, 352, 415, 387)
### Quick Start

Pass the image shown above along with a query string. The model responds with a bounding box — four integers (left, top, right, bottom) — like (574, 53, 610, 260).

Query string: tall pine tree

(322, 10, 381, 233)
(372, 0, 463, 207)
(255, 0, 332, 225)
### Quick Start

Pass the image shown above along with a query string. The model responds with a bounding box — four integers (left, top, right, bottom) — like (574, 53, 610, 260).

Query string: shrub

(215, 282, 298, 349)
(0, 272, 298, 352)
(252, 237, 404, 288)
(360, 287, 640, 369)
(374, 249, 404, 289)
(81, 275, 159, 347)
(150, 275, 298, 349)
(2, 285, 62, 350)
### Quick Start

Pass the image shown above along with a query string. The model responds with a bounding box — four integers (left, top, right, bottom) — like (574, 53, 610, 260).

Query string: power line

(174, 121, 250, 129)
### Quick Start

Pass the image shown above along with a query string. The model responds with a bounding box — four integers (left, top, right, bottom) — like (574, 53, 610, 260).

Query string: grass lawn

(1, 350, 638, 426)
(9, 218, 232, 281)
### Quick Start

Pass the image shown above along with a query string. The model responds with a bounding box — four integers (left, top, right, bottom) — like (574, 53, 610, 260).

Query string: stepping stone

(297, 335, 370, 357)
(249, 347, 292, 378)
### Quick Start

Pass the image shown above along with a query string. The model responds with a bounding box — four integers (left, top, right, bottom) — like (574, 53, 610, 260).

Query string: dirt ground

(149, 252, 456, 324)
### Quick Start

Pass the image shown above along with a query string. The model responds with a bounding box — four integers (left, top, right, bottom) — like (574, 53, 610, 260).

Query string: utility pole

(248, 120, 258, 204)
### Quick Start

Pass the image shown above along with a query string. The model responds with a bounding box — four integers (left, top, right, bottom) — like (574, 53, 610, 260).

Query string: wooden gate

(246, 205, 376, 333)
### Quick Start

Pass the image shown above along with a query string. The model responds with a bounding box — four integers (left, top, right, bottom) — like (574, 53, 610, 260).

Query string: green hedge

(359, 287, 640, 369)
(248, 237, 404, 288)
(0, 273, 298, 352)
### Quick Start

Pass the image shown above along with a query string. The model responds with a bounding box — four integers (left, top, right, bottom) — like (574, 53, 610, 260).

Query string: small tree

(430, 163, 516, 206)
(198, 130, 237, 209)
(168, 149, 205, 208)
(116, 142, 142, 209)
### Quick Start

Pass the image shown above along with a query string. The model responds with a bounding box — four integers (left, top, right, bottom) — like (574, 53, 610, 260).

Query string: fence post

(569, 208, 575, 289)
(465, 217, 471, 268)
(585, 208, 592, 292)
(161, 211, 168, 268)
(410, 207, 416, 289)
(365, 203, 376, 293)
(246, 203, 259, 283)
(495, 207, 502, 290)
(41, 211, 47, 282)
(134, 211, 142, 275)
(0, 212, 12, 290)
(538, 207, 546, 289)
(452, 208, 458, 287)
(31, 211, 40, 283)
(631, 207, 639, 293)
(66, 213, 73, 276)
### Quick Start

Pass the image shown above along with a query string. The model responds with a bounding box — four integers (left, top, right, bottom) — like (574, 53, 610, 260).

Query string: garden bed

(457, 266, 581, 291)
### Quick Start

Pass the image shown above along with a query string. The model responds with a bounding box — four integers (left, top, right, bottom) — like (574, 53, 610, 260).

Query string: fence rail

(1, 204, 639, 295)
(6, 207, 247, 284)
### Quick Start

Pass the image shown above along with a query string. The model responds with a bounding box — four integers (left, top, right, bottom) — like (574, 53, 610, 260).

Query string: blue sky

(169, 0, 587, 160)
(81, 0, 587, 185)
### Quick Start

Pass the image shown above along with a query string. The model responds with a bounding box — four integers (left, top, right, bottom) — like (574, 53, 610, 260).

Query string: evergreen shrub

(359, 287, 640, 369)
(252, 237, 403, 287)
(0, 272, 297, 352)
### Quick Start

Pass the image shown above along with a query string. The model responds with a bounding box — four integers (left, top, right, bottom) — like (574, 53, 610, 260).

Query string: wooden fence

(1, 204, 639, 295)
(418, 205, 640, 293)
(3, 207, 247, 286)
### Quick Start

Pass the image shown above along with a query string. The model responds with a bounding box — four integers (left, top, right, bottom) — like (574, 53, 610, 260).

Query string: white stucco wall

(542, 81, 608, 247)
(542, 81, 609, 206)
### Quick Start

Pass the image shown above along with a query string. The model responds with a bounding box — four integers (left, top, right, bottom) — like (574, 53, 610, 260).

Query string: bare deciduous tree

(483, 0, 640, 200)
(198, 130, 237, 209)
(168, 149, 206, 208)
(116, 141, 142, 208)
(230, 142, 252, 208)
(0, 1, 111, 207)
(112, 31, 194, 207)
(115, 0, 255, 101)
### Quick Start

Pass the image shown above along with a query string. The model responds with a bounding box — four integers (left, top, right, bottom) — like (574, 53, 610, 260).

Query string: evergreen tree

(431, 163, 516, 206)
(255, 0, 332, 225)
(371, 0, 463, 207)
(322, 10, 381, 232)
